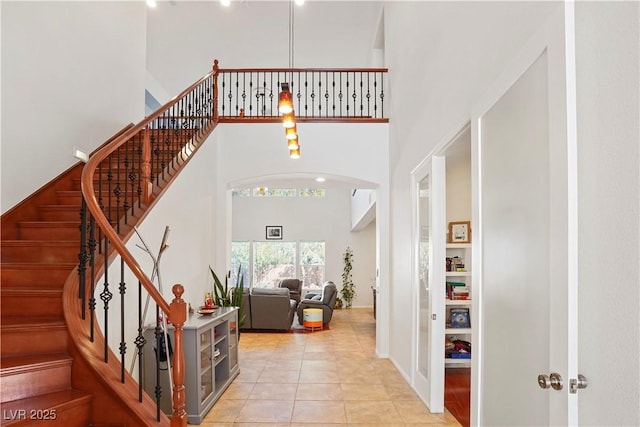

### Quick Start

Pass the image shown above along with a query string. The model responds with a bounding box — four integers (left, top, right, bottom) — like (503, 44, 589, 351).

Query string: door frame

(410, 122, 471, 412)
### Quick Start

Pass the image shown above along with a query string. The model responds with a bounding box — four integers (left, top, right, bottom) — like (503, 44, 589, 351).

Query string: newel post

(213, 59, 219, 122)
(141, 126, 153, 203)
(169, 284, 187, 427)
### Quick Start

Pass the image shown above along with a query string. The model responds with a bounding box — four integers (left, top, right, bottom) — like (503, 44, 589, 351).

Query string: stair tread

(0, 388, 91, 414)
(17, 221, 80, 228)
(1, 240, 77, 246)
(1, 263, 76, 269)
(0, 353, 71, 371)
(1, 316, 65, 328)
(1, 286, 64, 294)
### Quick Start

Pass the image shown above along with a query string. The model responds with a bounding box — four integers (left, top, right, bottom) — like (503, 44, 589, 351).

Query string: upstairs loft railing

(76, 59, 388, 426)
(215, 60, 388, 122)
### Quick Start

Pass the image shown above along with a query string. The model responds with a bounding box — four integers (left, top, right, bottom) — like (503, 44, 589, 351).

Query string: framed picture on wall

(266, 226, 283, 240)
(448, 221, 471, 243)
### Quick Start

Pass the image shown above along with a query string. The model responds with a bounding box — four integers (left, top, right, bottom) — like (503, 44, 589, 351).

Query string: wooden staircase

(1, 165, 94, 426)
(1, 119, 204, 425)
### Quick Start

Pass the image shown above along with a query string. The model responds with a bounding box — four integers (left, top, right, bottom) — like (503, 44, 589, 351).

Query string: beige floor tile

(249, 382, 298, 400)
(296, 383, 344, 400)
(218, 381, 255, 400)
(256, 368, 300, 383)
(393, 400, 460, 425)
(265, 358, 303, 370)
(299, 369, 341, 383)
(341, 383, 389, 400)
(384, 383, 421, 401)
(291, 400, 347, 424)
(338, 370, 383, 384)
(344, 400, 403, 424)
(235, 367, 263, 383)
(202, 399, 245, 422)
(301, 359, 339, 372)
(235, 400, 294, 423)
(303, 351, 338, 360)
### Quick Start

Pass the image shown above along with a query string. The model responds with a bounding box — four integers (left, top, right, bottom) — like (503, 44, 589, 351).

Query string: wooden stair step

(1, 241, 78, 263)
(1, 287, 63, 317)
(55, 190, 82, 206)
(0, 389, 92, 427)
(0, 263, 76, 287)
(1, 317, 68, 357)
(16, 221, 80, 241)
(38, 206, 81, 222)
(0, 354, 72, 403)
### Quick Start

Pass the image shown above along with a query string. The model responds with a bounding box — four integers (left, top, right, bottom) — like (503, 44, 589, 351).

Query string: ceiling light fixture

(282, 112, 296, 129)
(289, 147, 301, 159)
(285, 125, 298, 140)
(287, 137, 299, 150)
(146, 0, 157, 7)
(279, 0, 301, 159)
(315, 177, 326, 183)
(220, 0, 231, 6)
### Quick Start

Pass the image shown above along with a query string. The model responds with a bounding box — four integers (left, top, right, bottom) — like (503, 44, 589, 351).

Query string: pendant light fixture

(278, 0, 301, 158)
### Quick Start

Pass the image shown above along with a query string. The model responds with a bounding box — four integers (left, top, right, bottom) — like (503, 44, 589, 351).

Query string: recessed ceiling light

(295, 0, 305, 5)
(315, 177, 326, 183)
(146, 0, 157, 7)
(220, 0, 231, 6)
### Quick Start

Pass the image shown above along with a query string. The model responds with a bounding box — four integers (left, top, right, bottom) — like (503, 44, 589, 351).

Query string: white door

(474, 4, 578, 425)
(412, 156, 446, 411)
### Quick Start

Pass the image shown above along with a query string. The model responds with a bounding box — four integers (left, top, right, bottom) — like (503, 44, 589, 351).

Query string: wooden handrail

(80, 66, 217, 427)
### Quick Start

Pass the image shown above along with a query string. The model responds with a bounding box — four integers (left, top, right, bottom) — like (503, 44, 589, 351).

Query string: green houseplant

(209, 265, 246, 327)
(341, 247, 356, 308)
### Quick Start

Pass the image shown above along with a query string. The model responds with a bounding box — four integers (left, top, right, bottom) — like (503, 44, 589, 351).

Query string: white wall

(383, 0, 559, 378)
(232, 189, 376, 307)
(1, 2, 147, 213)
(575, 2, 640, 425)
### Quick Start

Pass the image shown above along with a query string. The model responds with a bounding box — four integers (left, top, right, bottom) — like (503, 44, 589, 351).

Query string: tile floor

(201, 307, 461, 426)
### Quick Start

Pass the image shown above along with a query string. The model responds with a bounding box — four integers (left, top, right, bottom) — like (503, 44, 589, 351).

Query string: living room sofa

(240, 287, 296, 331)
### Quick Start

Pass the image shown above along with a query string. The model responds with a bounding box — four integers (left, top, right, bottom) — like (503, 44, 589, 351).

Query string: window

(230, 241, 250, 287)
(300, 241, 325, 289)
(253, 241, 296, 287)
(252, 188, 297, 197)
(231, 240, 325, 289)
(300, 188, 326, 197)
(231, 188, 252, 197)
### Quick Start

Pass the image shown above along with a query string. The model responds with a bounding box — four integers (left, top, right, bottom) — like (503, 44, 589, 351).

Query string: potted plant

(340, 247, 356, 308)
(209, 265, 246, 328)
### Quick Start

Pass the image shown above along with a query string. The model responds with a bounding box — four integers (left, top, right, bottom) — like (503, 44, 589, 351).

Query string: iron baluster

(101, 237, 113, 362)
(78, 199, 88, 319)
(135, 280, 146, 402)
(154, 305, 162, 422)
(119, 257, 127, 383)
(88, 214, 97, 342)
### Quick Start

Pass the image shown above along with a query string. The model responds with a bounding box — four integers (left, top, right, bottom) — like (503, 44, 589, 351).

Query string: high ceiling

(147, 1, 384, 97)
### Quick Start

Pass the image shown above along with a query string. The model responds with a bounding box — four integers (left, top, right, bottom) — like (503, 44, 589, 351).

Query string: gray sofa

(240, 287, 296, 331)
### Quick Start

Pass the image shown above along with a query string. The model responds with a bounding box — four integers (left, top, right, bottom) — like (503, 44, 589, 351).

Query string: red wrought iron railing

(74, 59, 387, 425)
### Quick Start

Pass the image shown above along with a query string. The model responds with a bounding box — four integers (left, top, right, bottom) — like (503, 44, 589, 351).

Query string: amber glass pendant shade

(282, 112, 296, 128)
(285, 126, 298, 140)
(287, 137, 299, 150)
(289, 147, 301, 159)
(278, 83, 293, 114)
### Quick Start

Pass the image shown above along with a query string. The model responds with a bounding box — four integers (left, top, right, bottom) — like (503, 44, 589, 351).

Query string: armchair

(296, 281, 338, 326)
(278, 278, 303, 303)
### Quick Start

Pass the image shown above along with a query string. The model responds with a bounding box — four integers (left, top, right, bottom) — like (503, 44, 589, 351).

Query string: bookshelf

(445, 243, 472, 367)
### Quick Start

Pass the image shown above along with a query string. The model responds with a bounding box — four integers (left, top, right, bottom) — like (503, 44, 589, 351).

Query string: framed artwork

(448, 221, 471, 243)
(265, 226, 283, 240)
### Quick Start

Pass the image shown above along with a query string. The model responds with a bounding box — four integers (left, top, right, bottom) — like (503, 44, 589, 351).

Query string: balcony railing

(214, 61, 388, 122)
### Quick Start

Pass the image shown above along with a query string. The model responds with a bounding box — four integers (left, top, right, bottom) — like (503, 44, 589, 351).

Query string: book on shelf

(449, 307, 471, 328)
(446, 282, 470, 300)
